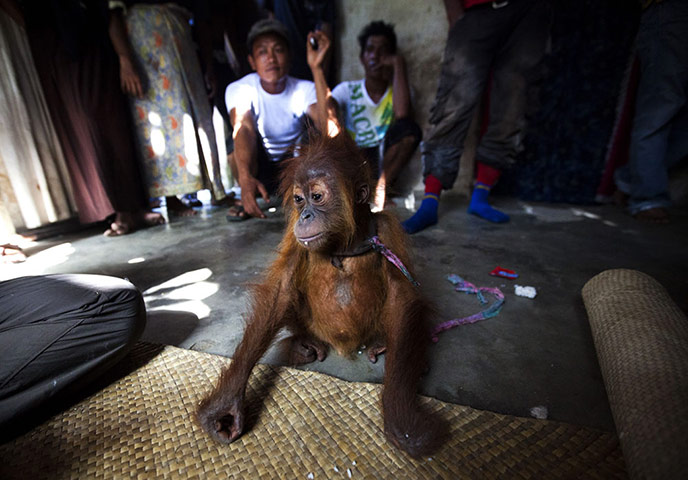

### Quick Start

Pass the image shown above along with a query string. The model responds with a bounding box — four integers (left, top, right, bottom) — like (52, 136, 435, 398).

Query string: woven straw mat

(0, 343, 625, 479)
(582, 269, 688, 480)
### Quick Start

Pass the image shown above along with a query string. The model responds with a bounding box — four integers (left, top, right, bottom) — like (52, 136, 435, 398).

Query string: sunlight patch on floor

(143, 268, 217, 320)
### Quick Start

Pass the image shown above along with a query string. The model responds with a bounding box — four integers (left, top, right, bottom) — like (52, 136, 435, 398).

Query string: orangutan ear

(355, 183, 370, 204)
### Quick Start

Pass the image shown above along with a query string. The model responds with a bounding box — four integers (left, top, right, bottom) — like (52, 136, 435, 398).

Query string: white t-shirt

(225, 73, 317, 161)
(331, 79, 393, 149)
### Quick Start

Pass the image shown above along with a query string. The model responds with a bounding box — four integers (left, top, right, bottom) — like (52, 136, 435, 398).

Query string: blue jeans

(615, 0, 688, 214)
(422, 0, 550, 189)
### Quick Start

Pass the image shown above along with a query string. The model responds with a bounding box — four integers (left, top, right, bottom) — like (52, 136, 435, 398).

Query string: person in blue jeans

(615, 0, 688, 224)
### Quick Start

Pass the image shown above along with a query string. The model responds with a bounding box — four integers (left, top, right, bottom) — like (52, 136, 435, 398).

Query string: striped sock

(402, 175, 441, 234)
(468, 182, 509, 223)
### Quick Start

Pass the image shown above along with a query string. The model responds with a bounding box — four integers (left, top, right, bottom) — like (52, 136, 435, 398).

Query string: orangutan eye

(294, 194, 303, 204)
(311, 193, 322, 202)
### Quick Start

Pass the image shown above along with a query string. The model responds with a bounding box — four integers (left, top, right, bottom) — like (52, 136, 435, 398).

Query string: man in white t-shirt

(225, 18, 336, 220)
(331, 21, 421, 211)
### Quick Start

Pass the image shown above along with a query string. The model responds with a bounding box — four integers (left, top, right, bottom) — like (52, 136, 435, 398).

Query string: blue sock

(402, 194, 439, 234)
(468, 183, 509, 223)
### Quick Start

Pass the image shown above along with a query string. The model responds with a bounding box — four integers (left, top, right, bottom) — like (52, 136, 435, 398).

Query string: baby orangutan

(197, 134, 444, 457)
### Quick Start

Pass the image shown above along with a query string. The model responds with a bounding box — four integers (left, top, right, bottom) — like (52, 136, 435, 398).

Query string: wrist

(309, 62, 324, 74)
(119, 54, 134, 66)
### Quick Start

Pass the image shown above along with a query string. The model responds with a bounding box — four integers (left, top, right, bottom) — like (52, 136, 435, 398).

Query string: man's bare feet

(634, 207, 670, 224)
(139, 211, 165, 226)
(104, 211, 165, 236)
(104, 212, 133, 237)
(104, 221, 131, 237)
(166, 196, 197, 216)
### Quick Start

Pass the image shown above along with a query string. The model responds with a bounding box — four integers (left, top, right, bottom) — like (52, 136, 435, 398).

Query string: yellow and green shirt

(331, 79, 393, 149)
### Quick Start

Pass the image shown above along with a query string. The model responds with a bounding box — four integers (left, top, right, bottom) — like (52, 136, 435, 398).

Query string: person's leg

(468, 162, 509, 222)
(622, 0, 688, 220)
(472, 0, 550, 223)
(227, 141, 279, 221)
(0, 274, 146, 440)
(375, 119, 422, 210)
(665, 106, 688, 168)
(403, 6, 499, 233)
(165, 195, 197, 216)
(401, 173, 442, 233)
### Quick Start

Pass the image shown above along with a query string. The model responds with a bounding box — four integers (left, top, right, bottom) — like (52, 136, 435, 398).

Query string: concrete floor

(4, 194, 687, 433)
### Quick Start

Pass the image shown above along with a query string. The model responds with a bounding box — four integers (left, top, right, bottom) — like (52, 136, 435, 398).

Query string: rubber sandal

(226, 205, 252, 222)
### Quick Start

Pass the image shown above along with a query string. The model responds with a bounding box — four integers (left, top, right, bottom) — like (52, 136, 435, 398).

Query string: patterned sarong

(126, 4, 225, 200)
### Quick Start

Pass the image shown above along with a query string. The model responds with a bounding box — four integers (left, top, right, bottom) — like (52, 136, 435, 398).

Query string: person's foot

(104, 211, 165, 236)
(210, 191, 236, 207)
(468, 185, 509, 223)
(139, 211, 165, 226)
(226, 203, 252, 222)
(103, 221, 131, 237)
(166, 196, 197, 216)
(402, 194, 439, 234)
(634, 207, 669, 224)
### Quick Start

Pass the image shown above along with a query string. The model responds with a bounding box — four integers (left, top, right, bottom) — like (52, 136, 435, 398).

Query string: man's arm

(230, 107, 269, 218)
(383, 54, 412, 120)
(306, 30, 340, 136)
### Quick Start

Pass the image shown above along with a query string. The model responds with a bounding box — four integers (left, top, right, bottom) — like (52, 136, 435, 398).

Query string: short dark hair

(357, 21, 397, 57)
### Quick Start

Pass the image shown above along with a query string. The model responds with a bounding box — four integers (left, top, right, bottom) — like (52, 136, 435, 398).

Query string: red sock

(424, 174, 442, 196)
(476, 162, 501, 188)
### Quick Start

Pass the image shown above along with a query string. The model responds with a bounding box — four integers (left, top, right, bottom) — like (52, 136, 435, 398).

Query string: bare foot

(166, 196, 197, 216)
(634, 207, 669, 224)
(104, 221, 131, 237)
(104, 211, 165, 236)
(139, 211, 165, 226)
(211, 191, 236, 207)
(104, 212, 133, 237)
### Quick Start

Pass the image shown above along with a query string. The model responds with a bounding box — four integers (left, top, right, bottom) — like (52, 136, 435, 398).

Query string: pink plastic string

(431, 274, 505, 343)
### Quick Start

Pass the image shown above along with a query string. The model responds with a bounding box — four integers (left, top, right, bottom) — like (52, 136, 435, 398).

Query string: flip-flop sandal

(226, 205, 252, 222)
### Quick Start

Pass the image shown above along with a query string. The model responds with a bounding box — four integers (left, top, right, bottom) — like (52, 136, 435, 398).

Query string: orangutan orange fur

(197, 134, 444, 457)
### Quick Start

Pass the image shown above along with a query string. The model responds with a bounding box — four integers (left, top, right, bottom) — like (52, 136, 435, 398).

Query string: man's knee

(385, 118, 422, 150)
(112, 280, 146, 347)
(81, 275, 146, 348)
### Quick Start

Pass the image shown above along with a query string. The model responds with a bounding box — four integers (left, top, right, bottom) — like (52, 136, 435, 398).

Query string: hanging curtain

(0, 9, 75, 238)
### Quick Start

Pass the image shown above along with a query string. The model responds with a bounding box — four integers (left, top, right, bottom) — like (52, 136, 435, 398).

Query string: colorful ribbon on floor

(431, 274, 505, 342)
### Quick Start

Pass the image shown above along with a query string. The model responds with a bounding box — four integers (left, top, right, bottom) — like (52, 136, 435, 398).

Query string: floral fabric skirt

(126, 4, 225, 200)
